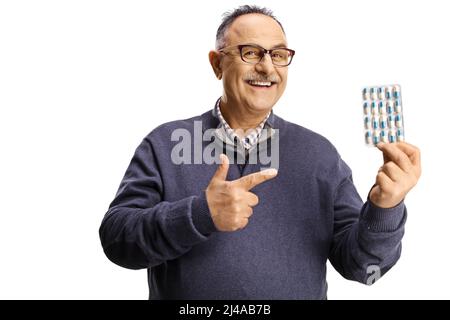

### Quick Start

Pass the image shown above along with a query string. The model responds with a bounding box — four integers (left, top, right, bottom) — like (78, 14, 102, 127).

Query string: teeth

(248, 80, 272, 87)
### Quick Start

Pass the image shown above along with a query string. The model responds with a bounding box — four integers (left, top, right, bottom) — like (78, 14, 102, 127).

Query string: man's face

(214, 14, 290, 114)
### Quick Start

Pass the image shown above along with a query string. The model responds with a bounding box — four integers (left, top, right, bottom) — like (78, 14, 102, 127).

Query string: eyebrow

(271, 43, 288, 49)
(245, 43, 289, 49)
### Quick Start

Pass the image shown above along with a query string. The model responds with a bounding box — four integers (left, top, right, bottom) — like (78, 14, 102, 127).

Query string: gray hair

(215, 5, 285, 50)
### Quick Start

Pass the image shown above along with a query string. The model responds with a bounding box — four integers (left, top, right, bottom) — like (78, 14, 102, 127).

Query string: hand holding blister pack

(362, 84, 404, 146)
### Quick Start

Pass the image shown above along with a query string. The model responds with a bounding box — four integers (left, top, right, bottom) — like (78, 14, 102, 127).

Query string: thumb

(212, 154, 229, 181)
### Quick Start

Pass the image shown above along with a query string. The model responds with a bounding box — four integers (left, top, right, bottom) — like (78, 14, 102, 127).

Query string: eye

(244, 50, 258, 57)
(271, 51, 287, 59)
(241, 46, 263, 60)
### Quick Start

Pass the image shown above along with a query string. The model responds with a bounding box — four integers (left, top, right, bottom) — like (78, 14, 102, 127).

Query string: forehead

(225, 13, 287, 47)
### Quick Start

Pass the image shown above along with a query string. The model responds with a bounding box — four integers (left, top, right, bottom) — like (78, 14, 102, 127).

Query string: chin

(251, 104, 272, 112)
(248, 99, 276, 112)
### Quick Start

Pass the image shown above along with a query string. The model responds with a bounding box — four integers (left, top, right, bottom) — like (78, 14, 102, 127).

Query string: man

(99, 5, 421, 299)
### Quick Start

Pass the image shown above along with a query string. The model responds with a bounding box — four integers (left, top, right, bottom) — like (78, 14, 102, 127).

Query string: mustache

(243, 73, 280, 83)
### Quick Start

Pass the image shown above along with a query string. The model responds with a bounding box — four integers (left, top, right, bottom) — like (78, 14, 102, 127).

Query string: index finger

(376, 142, 413, 172)
(233, 168, 278, 190)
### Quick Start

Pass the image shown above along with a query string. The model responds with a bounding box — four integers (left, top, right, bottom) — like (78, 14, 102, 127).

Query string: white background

(0, 0, 448, 299)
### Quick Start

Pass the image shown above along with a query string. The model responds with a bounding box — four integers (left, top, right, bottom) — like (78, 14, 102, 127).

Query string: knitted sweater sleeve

(328, 156, 406, 284)
(99, 138, 216, 270)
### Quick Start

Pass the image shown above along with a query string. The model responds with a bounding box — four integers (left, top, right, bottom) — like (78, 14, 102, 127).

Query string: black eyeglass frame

(219, 43, 296, 67)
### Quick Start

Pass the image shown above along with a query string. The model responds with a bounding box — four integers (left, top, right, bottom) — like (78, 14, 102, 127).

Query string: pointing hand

(205, 154, 278, 231)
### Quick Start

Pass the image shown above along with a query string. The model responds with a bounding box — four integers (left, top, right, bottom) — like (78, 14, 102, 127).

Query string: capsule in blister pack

(362, 84, 404, 146)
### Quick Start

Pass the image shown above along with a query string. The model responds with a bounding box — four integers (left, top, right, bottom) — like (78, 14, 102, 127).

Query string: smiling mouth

(246, 80, 276, 88)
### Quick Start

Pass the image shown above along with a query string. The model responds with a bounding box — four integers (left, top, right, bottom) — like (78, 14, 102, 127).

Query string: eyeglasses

(219, 44, 295, 67)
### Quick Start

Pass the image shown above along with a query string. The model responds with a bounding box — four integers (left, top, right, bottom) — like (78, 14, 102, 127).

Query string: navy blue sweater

(99, 108, 406, 299)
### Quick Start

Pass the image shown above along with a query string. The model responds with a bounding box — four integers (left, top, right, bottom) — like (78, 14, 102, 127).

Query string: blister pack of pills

(362, 84, 404, 146)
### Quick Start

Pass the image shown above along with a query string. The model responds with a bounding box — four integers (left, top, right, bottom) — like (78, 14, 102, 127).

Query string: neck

(219, 98, 270, 133)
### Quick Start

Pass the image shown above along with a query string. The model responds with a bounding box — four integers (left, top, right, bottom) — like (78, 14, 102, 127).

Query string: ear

(209, 50, 222, 80)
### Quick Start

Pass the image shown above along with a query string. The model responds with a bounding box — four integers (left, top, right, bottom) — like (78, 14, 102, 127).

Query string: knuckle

(230, 225, 240, 232)
(228, 190, 242, 203)
(384, 162, 393, 170)
(233, 188, 244, 199)
(387, 160, 396, 167)
(405, 163, 415, 173)
(247, 175, 256, 187)
(231, 203, 240, 213)
(394, 154, 403, 164)
(233, 216, 241, 226)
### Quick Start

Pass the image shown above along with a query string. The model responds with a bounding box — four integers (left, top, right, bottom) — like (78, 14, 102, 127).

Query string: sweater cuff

(360, 200, 407, 232)
(191, 192, 217, 235)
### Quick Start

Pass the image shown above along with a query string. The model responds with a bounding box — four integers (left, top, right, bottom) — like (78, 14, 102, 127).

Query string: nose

(255, 53, 275, 74)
